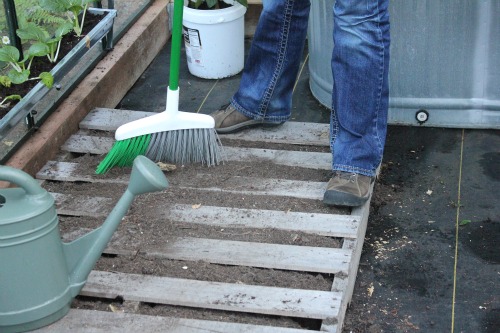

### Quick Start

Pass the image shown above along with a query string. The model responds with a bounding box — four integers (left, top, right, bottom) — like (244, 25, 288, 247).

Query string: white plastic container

(183, 1, 247, 79)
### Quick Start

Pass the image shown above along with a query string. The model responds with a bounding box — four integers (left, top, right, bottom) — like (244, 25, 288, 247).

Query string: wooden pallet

(34, 108, 373, 333)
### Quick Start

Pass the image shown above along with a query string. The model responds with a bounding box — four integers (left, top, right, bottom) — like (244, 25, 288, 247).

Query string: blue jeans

(231, 0, 390, 177)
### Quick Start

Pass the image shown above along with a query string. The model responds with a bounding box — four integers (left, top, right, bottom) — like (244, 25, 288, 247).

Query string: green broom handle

(169, 0, 184, 90)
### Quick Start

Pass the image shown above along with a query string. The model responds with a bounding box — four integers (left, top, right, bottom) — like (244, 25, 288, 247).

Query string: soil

(0, 13, 102, 119)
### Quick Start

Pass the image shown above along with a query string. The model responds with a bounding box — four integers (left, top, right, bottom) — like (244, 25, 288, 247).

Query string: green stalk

(169, 0, 184, 90)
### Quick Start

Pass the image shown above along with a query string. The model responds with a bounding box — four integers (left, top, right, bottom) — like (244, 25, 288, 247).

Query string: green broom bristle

(96, 134, 152, 174)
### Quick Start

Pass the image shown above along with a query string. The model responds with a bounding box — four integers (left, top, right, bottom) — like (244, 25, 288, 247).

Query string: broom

(96, 0, 222, 174)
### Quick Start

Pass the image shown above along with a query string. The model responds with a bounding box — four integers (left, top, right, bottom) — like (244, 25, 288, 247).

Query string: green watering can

(0, 156, 168, 332)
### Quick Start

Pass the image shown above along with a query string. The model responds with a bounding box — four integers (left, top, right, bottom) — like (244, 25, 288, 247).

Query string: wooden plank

(61, 134, 113, 154)
(223, 122, 330, 147)
(51, 192, 114, 218)
(36, 309, 310, 333)
(138, 237, 350, 274)
(36, 161, 129, 184)
(82, 271, 341, 320)
(79, 108, 153, 131)
(166, 204, 358, 238)
(51, 194, 355, 238)
(80, 108, 330, 146)
(320, 183, 375, 333)
(184, 175, 325, 200)
(222, 146, 331, 170)
(65, 230, 349, 274)
(36, 161, 325, 200)
(61, 134, 331, 169)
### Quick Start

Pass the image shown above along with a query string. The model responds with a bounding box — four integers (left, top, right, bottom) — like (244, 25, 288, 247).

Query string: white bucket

(183, 1, 247, 79)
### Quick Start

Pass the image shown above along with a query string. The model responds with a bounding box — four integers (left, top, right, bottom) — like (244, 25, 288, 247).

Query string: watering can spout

(63, 155, 168, 296)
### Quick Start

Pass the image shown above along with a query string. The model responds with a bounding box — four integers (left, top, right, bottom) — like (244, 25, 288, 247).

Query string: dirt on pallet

(35, 131, 407, 331)
(40, 140, 355, 330)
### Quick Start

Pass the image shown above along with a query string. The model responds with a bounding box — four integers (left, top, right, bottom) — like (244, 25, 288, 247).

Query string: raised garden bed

(0, 7, 117, 163)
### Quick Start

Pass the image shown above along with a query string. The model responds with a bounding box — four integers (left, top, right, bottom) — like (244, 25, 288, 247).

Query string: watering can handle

(0, 166, 46, 196)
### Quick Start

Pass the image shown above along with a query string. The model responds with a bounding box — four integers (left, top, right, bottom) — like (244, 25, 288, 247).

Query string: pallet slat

(166, 204, 358, 238)
(138, 237, 350, 274)
(35, 309, 310, 333)
(82, 271, 341, 320)
(37, 161, 129, 184)
(51, 192, 114, 218)
(37, 162, 326, 200)
(53, 191, 357, 237)
(62, 133, 332, 169)
(79, 108, 152, 131)
(80, 108, 330, 146)
(63, 230, 350, 274)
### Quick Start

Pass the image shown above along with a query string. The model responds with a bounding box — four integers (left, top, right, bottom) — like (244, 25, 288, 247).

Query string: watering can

(0, 156, 168, 332)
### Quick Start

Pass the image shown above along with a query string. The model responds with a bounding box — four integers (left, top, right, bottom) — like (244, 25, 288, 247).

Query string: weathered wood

(51, 192, 114, 218)
(222, 146, 331, 169)
(166, 204, 358, 238)
(36, 161, 129, 184)
(62, 228, 349, 274)
(223, 122, 330, 147)
(62, 133, 332, 169)
(138, 237, 350, 274)
(37, 162, 326, 199)
(36, 309, 310, 333)
(79, 108, 153, 131)
(51, 193, 356, 237)
(320, 183, 375, 332)
(183, 174, 325, 200)
(79, 108, 330, 146)
(61, 134, 114, 155)
(82, 271, 342, 320)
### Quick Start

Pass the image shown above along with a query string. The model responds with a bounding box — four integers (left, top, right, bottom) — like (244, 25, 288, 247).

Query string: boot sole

(216, 120, 284, 134)
(323, 191, 369, 207)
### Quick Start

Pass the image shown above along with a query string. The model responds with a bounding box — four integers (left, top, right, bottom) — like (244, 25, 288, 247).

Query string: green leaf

(0, 76, 12, 87)
(39, 72, 54, 88)
(206, 0, 218, 8)
(459, 219, 472, 226)
(16, 23, 49, 42)
(55, 22, 74, 39)
(28, 42, 50, 57)
(0, 46, 20, 63)
(40, 0, 68, 12)
(236, 0, 248, 7)
(3, 94, 22, 102)
(8, 69, 30, 84)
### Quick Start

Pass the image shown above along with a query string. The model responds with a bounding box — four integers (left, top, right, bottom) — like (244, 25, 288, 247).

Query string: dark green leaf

(459, 219, 472, 226)
(8, 69, 30, 84)
(28, 43, 50, 57)
(0, 46, 20, 63)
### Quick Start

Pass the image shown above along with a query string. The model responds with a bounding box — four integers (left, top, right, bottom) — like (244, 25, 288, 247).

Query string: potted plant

(182, 0, 248, 79)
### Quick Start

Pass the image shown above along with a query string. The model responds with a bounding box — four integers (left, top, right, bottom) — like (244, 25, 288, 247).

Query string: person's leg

(324, 0, 390, 206)
(211, 0, 310, 133)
